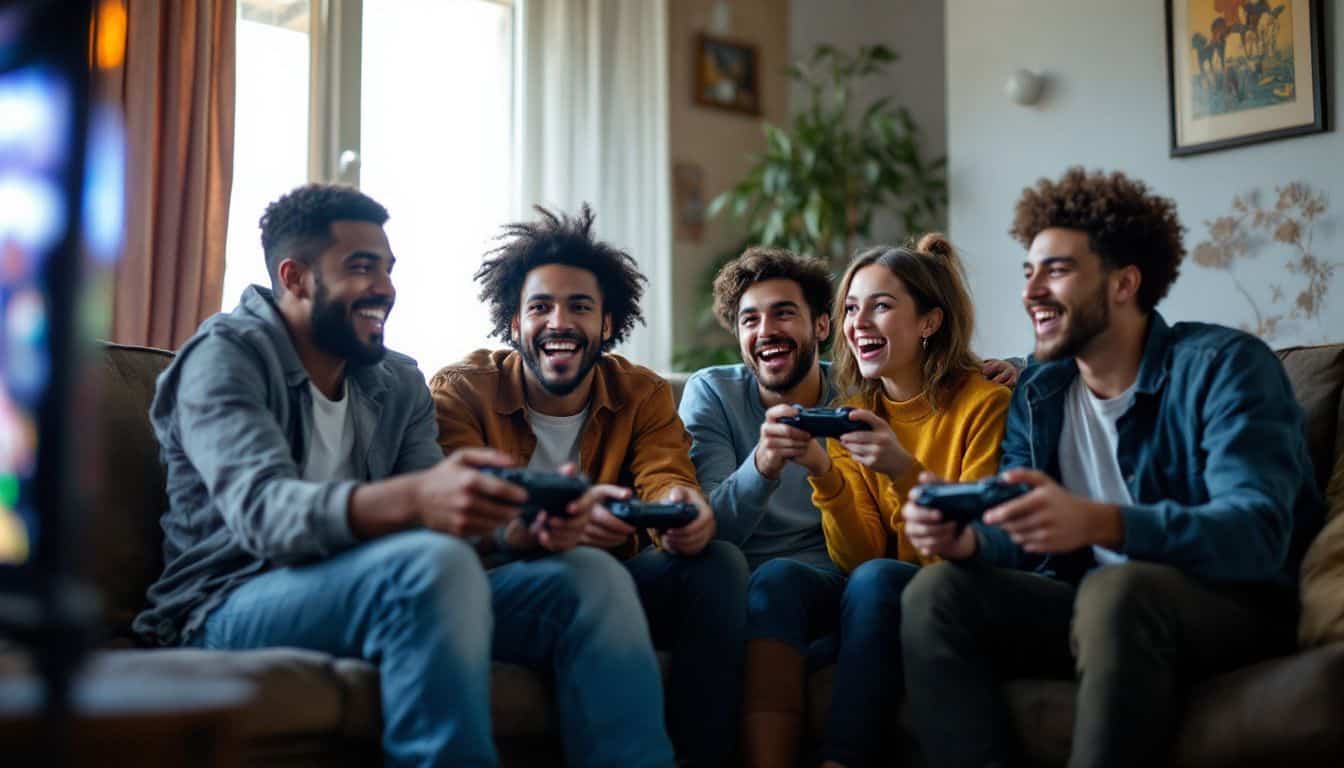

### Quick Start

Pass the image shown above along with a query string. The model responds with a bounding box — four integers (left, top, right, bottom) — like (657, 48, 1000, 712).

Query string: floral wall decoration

(1192, 183, 1336, 342)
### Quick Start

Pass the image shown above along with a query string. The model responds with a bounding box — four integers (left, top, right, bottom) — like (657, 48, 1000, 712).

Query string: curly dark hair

(259, 183, 389, 291)
(712, 246, 834, 333)
(1010, 167, 1185, 312)
(475, 204, 645, 351)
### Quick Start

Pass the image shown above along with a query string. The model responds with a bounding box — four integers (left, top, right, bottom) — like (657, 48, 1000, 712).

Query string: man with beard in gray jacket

(135, 183, 675, 768)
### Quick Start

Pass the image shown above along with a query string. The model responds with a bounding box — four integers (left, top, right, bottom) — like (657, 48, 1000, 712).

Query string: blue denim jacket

(133, 286, 445, 646)
(975, 313, 1324, 587)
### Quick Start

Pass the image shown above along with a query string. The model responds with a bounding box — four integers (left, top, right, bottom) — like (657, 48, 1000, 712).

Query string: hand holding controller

(778, 405, 873, 438)
(910, 479, 1031, 533)
(479, 467, 590, 523)
(608, 500, 698, 531)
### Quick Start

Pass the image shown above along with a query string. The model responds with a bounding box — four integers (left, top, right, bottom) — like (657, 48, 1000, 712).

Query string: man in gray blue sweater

(678, 248, 844, 766)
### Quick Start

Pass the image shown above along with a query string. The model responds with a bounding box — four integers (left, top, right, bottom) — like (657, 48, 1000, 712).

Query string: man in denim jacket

(898, 168, 1324, 768)
(136, 184, 674, 768)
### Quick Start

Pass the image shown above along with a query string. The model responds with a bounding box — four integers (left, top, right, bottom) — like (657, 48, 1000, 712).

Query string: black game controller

(778, 406, 872, 437)
(910, 479, 1031, 532)
(480, 467, 590, 523)
(608, 500, 698, 531)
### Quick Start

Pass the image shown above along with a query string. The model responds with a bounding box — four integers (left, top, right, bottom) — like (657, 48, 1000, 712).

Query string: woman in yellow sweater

(803, 233, 1010, 768)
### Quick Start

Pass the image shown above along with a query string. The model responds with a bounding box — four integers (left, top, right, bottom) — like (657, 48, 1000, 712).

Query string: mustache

(535, 331, 586, 347)
(753, 336, 796, 354)
(351, 297, 393, 312)
(1027, 301, 1065, 313)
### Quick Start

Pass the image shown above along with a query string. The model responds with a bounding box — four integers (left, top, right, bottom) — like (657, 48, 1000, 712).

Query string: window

(223, 0, 310, 307)
(223, 0, 513, 377)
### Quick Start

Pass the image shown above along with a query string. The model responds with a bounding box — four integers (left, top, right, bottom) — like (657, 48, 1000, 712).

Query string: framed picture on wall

(1166, 0, 1327, 157)
(695, 34, 761, 115)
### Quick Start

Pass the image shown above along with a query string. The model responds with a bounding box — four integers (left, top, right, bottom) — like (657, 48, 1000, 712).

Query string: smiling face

(842, 264, 940, 383)
(1022, 227, 1113, 362)
(736, 278, 829, 393)
(512, 263, 611, 398)
(306, 220, 396, 367)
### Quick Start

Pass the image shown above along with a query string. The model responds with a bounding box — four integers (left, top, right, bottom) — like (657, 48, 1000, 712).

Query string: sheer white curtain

(513, 0, 672, 371)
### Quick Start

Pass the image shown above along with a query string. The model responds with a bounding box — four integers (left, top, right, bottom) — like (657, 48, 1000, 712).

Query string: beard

(518, 329, 602, 397)
(1033, 280, 1110, 362)
(310, 275, 388, 368)
(748, 334, 818, 394)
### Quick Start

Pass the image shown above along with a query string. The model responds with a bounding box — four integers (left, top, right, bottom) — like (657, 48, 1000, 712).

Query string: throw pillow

(1299, 447, 1344, 647)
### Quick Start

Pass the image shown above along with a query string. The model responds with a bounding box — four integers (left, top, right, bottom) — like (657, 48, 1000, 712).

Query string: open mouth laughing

(536, 333, 585, 368)
(1029, 303, 1064, 337)
(352, 302, 389, 336)
(853, 334, 888, 361)
(754, 338, 796, 372)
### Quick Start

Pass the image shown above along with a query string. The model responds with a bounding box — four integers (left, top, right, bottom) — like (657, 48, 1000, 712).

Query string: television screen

(0, 0, 121, 585)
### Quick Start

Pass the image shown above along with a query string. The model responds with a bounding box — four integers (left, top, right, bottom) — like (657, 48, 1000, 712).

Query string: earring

(921, 336, 928, 350)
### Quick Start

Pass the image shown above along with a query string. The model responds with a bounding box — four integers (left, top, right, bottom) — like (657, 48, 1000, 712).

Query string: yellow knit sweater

(810, 373, 1010, 573)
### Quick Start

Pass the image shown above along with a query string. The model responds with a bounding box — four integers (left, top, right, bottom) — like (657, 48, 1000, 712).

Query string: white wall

(947, 0, 1343, 358)
(791, 0, 947, 244)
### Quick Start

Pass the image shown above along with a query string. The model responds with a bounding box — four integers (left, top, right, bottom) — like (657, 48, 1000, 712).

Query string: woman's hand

(836, 408, 914, 479)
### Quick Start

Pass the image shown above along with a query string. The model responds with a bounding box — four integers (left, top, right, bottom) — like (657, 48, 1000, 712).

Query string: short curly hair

(259, 183, 389, 291)
(1010, 167, 1185, 312)
(475, 204, 645, 351)
(712, 246, 834, 333)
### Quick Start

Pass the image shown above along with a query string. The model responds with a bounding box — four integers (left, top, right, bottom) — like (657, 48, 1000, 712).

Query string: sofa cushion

(87, 343, 175, 641)
(81, 648, 372, 742)
(1275, 344, 1344, 493)
(1171, 643, 1344, 767)
(1299, 447, 1344, 647)
(71, 648, 597, 747)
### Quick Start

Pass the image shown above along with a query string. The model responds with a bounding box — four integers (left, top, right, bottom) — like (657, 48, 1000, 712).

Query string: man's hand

(417, 447, 526, 537)
(982, 358, 1020, 387)
(903, 472, 977, 560)
(837, 409, 914, 479)
(577, 484, 638, 549)
(982, 468, 1124, 554)
(758, 404, 831, 478)
(660, 486, 716, 556)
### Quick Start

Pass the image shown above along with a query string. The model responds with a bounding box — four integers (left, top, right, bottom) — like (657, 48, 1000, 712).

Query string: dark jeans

(746, 556, 920, 768)
(824, 558, 921, 768)
(901, 559, 1296, 768)
(745, 556, 846, 650)
(627, 540, 750, 768)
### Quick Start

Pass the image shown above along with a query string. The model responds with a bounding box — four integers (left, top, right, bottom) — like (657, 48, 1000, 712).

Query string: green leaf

(804, 190, 824, 240)
(707, 192, 732, 220)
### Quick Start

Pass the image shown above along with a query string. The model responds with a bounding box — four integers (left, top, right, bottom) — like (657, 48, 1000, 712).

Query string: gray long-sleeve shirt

(133, 286, 445, 646)
(678, 363, 836, 572)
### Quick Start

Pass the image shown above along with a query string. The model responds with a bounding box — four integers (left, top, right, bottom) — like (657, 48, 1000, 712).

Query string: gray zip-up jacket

(133, 286, 444, 646)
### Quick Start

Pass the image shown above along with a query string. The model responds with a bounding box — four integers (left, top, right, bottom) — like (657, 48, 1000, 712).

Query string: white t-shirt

(1057, 376, 1136, 565)
(302, 380, 356, 482)
(526, 407, 588, 472)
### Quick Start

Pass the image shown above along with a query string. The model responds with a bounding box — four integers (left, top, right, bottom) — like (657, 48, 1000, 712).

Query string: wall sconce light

(1005, 69, 1044, 106)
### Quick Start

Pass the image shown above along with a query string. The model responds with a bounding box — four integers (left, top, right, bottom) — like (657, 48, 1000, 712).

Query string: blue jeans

(626, 540, 749, 768)
(823, 558, 921, 768)
(745, 556, 846, 654)
(191, 531, 674, 768)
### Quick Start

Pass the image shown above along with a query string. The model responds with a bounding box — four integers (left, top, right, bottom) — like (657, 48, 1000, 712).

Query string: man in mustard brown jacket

(430, 205, 749, 768)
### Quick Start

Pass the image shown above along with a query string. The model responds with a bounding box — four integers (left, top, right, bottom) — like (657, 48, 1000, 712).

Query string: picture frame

(1166, 0, 1328, 157)
(695, 34, 761, 116)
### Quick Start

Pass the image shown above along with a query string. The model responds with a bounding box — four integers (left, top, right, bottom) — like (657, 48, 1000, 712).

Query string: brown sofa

(5, 341, 1344, 766)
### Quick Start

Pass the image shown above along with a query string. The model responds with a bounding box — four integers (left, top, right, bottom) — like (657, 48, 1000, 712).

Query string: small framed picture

(1166, 0, 1328, 157)
(695, 34, 761, 116)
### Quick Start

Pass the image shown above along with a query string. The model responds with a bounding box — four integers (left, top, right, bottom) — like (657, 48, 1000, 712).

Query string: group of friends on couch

(132, 166, 1325, 768)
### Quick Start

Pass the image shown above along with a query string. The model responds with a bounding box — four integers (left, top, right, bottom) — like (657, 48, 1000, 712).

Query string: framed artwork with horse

(1166, 0, 1327, 156)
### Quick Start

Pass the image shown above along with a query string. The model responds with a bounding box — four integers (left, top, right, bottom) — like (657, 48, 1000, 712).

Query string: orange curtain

(110, 0, 235, 349)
